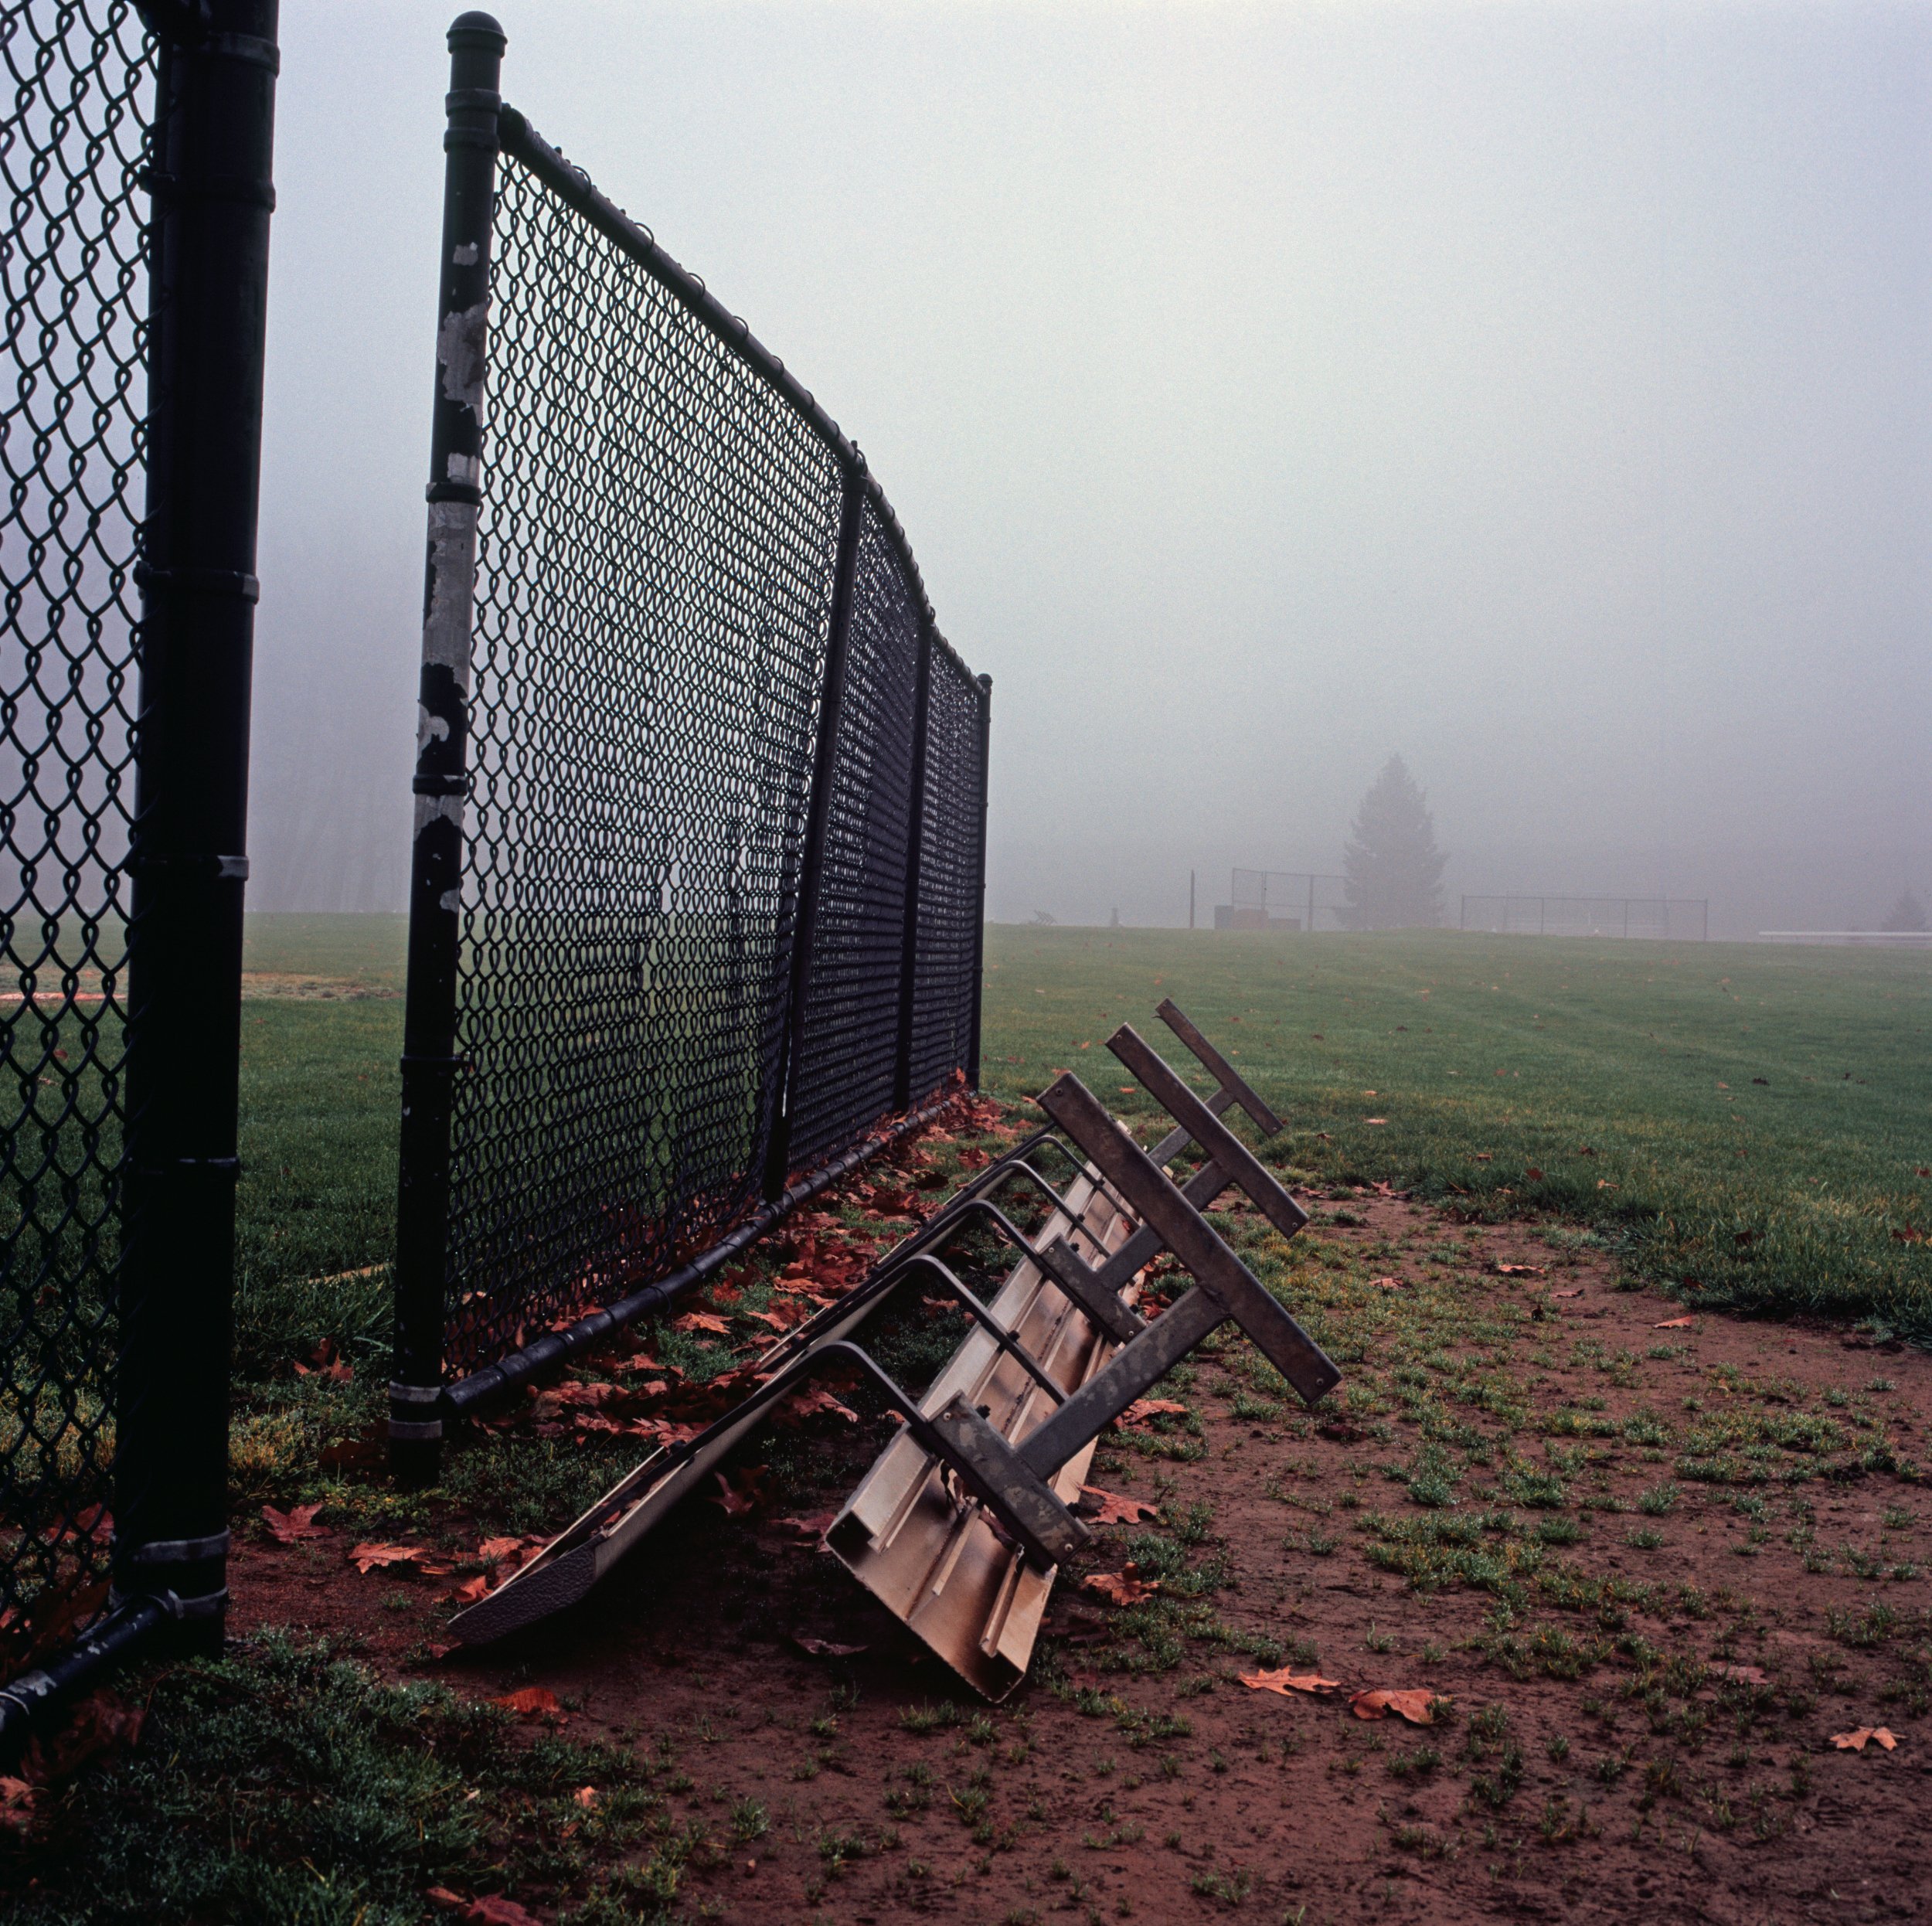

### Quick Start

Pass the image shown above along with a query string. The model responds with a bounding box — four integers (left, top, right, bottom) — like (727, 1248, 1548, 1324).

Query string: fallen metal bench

(826, 1029, 1337, 1693)
(447, 1006, 1338, 1685)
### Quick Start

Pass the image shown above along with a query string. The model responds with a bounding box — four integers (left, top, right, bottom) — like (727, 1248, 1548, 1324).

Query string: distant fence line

(1757, 931, 1932, 949)
(1460, 895, 1709, 941)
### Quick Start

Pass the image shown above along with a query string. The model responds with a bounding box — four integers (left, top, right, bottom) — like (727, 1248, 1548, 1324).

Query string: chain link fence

(1, 0, 274, 1700)
(1459, 895, 1709, 941)
(0, 0, 153, 1641)
(392, 27, 989, 1451)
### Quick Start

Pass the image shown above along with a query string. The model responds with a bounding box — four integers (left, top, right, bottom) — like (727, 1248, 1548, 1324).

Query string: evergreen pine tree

(1881, 888, 1928, 934)
(1340, 755, 1447, 930)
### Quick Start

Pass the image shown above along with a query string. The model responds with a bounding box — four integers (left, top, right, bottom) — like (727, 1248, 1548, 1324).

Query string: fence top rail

(1462, 894, 1708, 908)
(496, 102, 938, 633)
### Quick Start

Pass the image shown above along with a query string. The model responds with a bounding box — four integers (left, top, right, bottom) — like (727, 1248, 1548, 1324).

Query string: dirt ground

(232, 1189, 1932, 1926)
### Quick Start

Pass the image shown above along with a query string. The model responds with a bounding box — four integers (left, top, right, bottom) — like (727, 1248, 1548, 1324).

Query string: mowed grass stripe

(978, 926, 1932, 1342)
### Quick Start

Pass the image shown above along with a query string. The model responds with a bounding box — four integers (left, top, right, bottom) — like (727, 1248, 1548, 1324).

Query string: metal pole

(391, 11, 506, 1482)
(1189, 869, 1194, 931)
(115, 0, 280, 1653)
(965, 672, 992, 1089)
(892, 620, 935, 1111)
(764, 463, 865, 1199)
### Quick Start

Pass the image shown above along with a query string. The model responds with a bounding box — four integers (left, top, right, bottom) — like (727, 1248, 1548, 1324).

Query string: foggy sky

(250, 0, 1931, 937)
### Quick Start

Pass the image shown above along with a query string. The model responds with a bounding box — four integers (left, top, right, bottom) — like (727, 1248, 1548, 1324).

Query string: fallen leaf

(24, 1690, 144, 1782)
(793, 1634, 869, 1658)
(1596, 1179, 1619, 1190)
(1078, 1486, 1159, 1526)
(573, 1785, 599, 1809)
(772, 1511, 837, 1544)
(1472, 1152, 1492, 1162)
(451, 1574, 491, 1604)
(1118, 1398, 1189, 1427)
(777, 1384, 858, 1426)
(349, 1542, 423, 1575)
(262, 1501, 325, 1544)
(465, 1898, 545, 1926)
(1830, 1727, 1898, 1752)
(672, 1311, 730, 1336)
(425, 1890, 468, 1912)
(1495, 1264, 1545, 1278)
(1350, 1688, 1444, 1725)
(477, 1536, 525, 1566)
(708, 1465, 775, 1518)
(0, 1775, 36, 1832)
(1525, 1167, 1543, 1181)
(1712, 1663, 1769, 1685)
(1364, 1117, 1387, 1126)
(1550, 1288, 1583, 1299)
(1654, 1317, 1696, 1329)
(1081, 1570, 1158, 1606)
(1239, 1668, 1342, 1697)
(1368, 1276, 1405, 1291)
(490, 1686, 564, 1721)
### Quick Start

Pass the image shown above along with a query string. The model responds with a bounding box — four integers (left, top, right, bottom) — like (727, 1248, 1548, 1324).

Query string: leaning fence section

(0, 0, 153, 1635)
(393, 22, 991, 1455)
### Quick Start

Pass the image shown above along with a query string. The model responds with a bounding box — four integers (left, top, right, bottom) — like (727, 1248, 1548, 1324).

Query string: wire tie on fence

(143, 171, 277, 211)
(201, 32, 281, 73)
(134, 563, 260, 603)
(122, 1530, 230, 1566)
(127, 850, 250, 880)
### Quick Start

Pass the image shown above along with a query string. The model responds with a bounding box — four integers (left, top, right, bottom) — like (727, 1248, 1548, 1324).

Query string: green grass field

(226, 916, 1932, 1366)
(980, 925, 1932, 1342)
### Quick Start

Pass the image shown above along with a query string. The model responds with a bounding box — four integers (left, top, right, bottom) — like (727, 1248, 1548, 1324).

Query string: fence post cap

(448, 11, 507, 51)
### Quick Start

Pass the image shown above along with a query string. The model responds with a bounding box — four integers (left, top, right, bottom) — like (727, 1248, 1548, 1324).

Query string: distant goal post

(1460, 895, 1709, 941)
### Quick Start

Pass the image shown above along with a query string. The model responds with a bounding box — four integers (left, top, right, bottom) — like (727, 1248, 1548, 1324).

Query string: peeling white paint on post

(392, 9, 509, 1483)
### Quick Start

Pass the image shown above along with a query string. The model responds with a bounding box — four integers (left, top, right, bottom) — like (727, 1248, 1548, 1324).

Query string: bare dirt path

(233, 1191, 1932, 1925)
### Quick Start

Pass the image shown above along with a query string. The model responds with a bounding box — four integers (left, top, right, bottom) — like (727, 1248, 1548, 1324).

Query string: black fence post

(966, 673, 992, 1090)
(891, 620, 935, 1112)
(114, 0, 280, 1651)
(764, 464, 865, 1200)
(391, 10, 506, 1482)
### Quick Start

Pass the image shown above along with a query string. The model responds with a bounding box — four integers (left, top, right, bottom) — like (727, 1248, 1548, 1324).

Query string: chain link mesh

(434, 128, 988, 1380)
(786, 495, 921, 1171)
(907, 641, 983, 1103)
(0, 0, 151, 1628)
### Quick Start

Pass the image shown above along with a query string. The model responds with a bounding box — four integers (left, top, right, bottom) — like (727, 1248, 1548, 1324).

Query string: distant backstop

(1221, 869, 1349, 932)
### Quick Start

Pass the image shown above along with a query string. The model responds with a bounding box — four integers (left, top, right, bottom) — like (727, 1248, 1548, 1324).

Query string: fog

(251, 0, 1930, 941)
